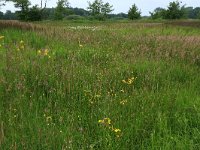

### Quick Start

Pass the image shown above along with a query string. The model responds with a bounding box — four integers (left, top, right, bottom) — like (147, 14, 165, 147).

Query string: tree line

(0, 0, 200, 21)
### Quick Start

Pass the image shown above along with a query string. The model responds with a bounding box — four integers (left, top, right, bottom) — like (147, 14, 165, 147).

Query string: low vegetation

(0, 20, 199, 149)
(1, 0, 200, 21)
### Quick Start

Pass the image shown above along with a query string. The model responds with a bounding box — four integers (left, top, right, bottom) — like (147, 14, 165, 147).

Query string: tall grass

(0, 21, 200, 149)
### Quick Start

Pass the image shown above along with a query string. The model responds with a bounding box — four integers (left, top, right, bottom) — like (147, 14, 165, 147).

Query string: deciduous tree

(8, 0, 30, 20)
(87, 0, 113, 20)
(54, 0, 69, 20)
(27, 5, 42, 21)
(150, 7, 166, 19)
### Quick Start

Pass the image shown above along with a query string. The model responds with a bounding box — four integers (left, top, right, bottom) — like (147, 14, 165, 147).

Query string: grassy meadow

(0, 20, 200, 149)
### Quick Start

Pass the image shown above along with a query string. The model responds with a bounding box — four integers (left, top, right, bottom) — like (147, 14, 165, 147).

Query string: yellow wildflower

(98, 119, 104, 123)
(98, 118, 111, 125)
(122, 80, 126, 83)
(0, 36, 4, 40)
(122, 77, 136, 85)
(44, 49, 49, 56)
(20, 40, 24, 43)
(120, 89, 125, 93)
(46, 116, 52, 122)
(112, 128, 122, 137)
(20, 45, 25, 50)
(94, 94, 101, 98)
(98, 117, 122, 137)
(113, 128, 121, 133)
(127, 77, 134, 84)
(37, 50, 41, 54)
(120, 100, 128, 105)
(16, 40, 25, 50)
(89, 99, 94, 104)
(79, 40, 83, 48)
(104, 118, 111, 125)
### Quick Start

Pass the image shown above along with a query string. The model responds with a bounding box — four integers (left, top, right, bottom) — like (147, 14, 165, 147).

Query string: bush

(65, 15, 84, 20)
(27, 5, 42, 21)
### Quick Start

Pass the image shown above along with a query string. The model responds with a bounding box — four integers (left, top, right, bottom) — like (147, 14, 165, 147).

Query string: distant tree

(27, 5, 42, 21)
(116, 13, 128, 18)
(150, 7, 166, 19)
(88, 0, 102, 17)
(183, 7, 194, 18)
(101, 2, 113, 17)
(128, 4, 141, 20)
(54, 0, 69, 20)
(193, 7, 200, 19)
(65, 7, 74, 16)
(8, 0, 31, 20)
(42, 8, 55, 20)
(87, 0, 113, 20)
(164, 1, 185, 19)
(3, 10, 17, 19)
(42, 7, 89, 20)
(71, 7, 89, 16)
(0, 11, 3, 19)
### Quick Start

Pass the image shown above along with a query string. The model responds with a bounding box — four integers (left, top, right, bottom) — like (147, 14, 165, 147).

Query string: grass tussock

(0, 20, 200, 149)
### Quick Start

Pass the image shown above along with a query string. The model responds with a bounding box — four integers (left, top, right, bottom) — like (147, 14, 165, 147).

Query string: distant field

(0, 20, 200, 149)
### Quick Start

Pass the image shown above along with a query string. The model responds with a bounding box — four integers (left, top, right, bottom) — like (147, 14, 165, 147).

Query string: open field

(0, 20, 200, 149)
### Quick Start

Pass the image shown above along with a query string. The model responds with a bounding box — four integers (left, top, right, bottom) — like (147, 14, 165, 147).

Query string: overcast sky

(0, 0, 199, 16)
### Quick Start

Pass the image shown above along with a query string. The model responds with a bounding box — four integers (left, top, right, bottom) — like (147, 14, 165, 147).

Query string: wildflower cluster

(37, 49, 51, 58)
(0, 35, 4, 48)
(17, 40, 25, 51)
(120, 99, 128, 105)
(98, 118, 122, 137)
(0, 35, 4, 40)
(122, 77, 136, 85)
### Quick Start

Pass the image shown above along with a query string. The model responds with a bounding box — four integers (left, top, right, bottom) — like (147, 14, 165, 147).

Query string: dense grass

(0, 21, 200, 149)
